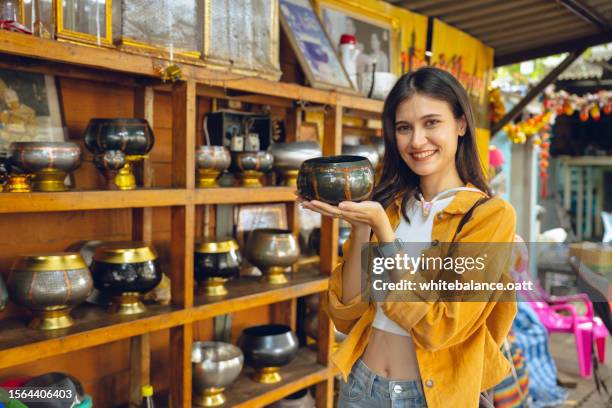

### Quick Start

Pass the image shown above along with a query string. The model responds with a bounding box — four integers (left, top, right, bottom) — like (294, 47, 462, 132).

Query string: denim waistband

(350, 358, 424, 400)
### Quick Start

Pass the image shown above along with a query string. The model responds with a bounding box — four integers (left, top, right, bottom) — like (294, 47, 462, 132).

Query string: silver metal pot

(192, 341, 244, 407)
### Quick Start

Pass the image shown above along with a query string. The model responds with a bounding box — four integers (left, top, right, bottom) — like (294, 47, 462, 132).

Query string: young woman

(299, 67, 517, 407)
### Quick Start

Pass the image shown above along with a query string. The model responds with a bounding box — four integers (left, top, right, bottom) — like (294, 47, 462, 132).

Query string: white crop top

(371, 186, 483, 336)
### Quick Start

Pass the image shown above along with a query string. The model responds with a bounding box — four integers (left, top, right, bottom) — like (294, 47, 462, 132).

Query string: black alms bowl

(297, 155, 374, 205)
(238, 324, 299, 369)
(194, 238, 242, 283)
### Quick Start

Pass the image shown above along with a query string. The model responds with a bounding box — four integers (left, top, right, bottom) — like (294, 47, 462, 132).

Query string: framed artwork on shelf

(0, 68, 65, 155)
(279, 0, 355, 92)
(113, 0, 203, 58)
(314, 0, 400, 76)
(56, 0, 113, 46)
(234, 203, 288, 249)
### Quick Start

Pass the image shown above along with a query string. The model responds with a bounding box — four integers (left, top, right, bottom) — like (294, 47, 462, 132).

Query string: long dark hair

(373, 67, 491, 221)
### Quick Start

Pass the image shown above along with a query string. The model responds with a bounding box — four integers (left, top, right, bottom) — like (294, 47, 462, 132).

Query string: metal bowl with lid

(91, 241, 161, 315)
(7, 252, 93, 330)
(194, 237, 241, 297)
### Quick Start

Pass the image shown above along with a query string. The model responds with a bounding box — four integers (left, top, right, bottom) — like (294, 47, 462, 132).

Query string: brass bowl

(245, 229, 300, 284)
(7, 253, 93, 330)
(196, 146, 231, 188)
(194, 237, 241, 297)
(268, 141, 321, 186)
(9, 142, 82, 192)
(230, 151, 274, 187)
(91, 241, 161, 315)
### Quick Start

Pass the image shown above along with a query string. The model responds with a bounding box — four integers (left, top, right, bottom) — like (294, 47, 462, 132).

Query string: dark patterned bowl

(84, 118, 154, 156)
(297, 155, 374, 205)
(230, 151, 274, 187)
(238, 324, 299, 384)
(7, 253, 93, 330)
(194, 237, 241, 296)
(91, 241, 161, 315)
(9, 142, 82, 191)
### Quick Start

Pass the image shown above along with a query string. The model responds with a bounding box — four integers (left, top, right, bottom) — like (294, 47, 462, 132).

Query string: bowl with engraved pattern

(196, 146, 231, 188)
(297, 155, 374, 205)
(194, 237, 242, 297)
(91, 241, 162, 315)
(9, 142, 82, 192)
(7, 253, 93, 330)
(230, 151, 274, 187)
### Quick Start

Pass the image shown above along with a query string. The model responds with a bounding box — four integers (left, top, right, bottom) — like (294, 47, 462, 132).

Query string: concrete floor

(549, 333, 612, 407)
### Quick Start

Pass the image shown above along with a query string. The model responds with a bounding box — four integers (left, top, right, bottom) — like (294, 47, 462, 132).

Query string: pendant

(418, 194, 433, 217)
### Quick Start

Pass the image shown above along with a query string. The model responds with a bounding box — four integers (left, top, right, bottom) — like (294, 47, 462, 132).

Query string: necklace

(417, 186, 482, 217)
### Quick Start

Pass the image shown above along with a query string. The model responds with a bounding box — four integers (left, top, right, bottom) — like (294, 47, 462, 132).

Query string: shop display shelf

(0, 30, 383, 114)
(193, 186, 297, 205)
(192, 269, 329, 320)
(0, 188, 191, 213)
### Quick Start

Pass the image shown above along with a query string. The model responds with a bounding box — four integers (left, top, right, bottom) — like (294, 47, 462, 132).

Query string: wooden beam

(495, 31, 612, 66)
(559, 0, 610, 30)
(492, 49, 585, 137)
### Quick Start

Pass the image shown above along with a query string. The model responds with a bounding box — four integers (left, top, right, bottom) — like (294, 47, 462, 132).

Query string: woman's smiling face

(394, 92, 466, 177)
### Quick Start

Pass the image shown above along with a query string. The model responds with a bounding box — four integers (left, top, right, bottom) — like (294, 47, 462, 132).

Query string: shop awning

(388, 0, 612, 66)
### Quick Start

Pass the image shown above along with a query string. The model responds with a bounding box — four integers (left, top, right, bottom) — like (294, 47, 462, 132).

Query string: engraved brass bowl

(9, 142, 82, 192)
(194, 237, 241, 297)
(297, 155, 374, 205)
(192, 341, 244, 407)
(230, 151, 274, 188)
(245, 229, 300, 284)
(7, 253, 93, 330)
(238, 324, 298, 384)
(196, 146, 231, 188)
(268, 141, 321, 187)
(91, 241, 162, 315)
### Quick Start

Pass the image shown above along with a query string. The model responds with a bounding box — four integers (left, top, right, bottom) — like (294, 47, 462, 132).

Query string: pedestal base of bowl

(253, 367, 281, 384)
(197, 169, 221, 188)
(33, 169, 69, 192)
(281, 169, 299, 187)
(204, 277, 228, 296)
(194, 387, 226, 407)
(114, 161, 136, 190)
(109, 292, 146, 315)
(239, 170, 263, 188)
(7, 174, 32, 193)
(261, 266, 288, 285)
(30, 308, 74, 330)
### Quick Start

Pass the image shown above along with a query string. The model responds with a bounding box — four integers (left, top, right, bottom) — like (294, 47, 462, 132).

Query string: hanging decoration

(544, 89, 611, 122)
(503, 111, 552, 144)
(489, 87, 505, 125)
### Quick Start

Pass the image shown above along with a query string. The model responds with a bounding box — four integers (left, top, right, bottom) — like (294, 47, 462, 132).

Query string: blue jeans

(338, 358, 428, 408)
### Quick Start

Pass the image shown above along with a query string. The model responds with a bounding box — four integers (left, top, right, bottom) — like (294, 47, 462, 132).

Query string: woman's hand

(296, 193, 394, 241)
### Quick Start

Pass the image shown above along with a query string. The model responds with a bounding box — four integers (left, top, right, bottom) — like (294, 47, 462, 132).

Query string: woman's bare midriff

(361, 327, 421, 380)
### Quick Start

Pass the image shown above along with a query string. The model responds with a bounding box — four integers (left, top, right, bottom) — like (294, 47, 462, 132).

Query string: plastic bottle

(140, 385, 155, 408)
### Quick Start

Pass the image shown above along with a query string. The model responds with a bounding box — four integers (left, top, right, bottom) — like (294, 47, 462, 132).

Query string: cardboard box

(569, 242, 612, 273)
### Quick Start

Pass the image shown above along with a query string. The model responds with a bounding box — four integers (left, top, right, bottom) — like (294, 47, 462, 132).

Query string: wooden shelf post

(169, 80, 196, 408)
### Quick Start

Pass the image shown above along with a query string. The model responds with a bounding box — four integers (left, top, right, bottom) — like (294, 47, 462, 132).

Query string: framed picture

(315, 0, 398, 75)
(56, 0, 113, 46)
(0, 69, 65, 155)
(234, 203, 288, 249)
(279, 0, 354, 92)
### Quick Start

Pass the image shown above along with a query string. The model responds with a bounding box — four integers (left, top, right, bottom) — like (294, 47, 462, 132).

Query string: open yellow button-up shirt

(326, 185, 517, 408)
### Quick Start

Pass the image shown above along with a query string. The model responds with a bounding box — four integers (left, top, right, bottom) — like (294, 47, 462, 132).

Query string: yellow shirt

(326, 185, 517, 408)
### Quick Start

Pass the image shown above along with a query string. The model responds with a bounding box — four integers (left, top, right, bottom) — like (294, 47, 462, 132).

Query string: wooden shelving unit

(0, 30, 382, 408)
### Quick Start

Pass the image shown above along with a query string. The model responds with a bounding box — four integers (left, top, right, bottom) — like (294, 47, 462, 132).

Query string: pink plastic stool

(529, 301, 607, 378)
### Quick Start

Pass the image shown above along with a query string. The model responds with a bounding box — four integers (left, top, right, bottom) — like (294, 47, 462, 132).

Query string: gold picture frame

(55, 0, 113, 46)
(201, 0, 282, 81)
(112, 0, 203, 59)
(313, 0, 400, 76)
(279, 0, 355, 93)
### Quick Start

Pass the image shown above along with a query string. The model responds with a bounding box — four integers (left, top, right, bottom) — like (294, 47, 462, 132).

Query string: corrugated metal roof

(387, 0, 612, 66)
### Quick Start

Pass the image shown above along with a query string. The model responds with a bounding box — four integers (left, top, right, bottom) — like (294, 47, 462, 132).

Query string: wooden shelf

(0, 303, 187, 369)
(193, 270, 328, 319)
(222, 348, 328, 408)
(194, 186, 296, 205)
(0, 189, 190, 213)
(0, 30, 383, 114)
(0, 271, 328, 369)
